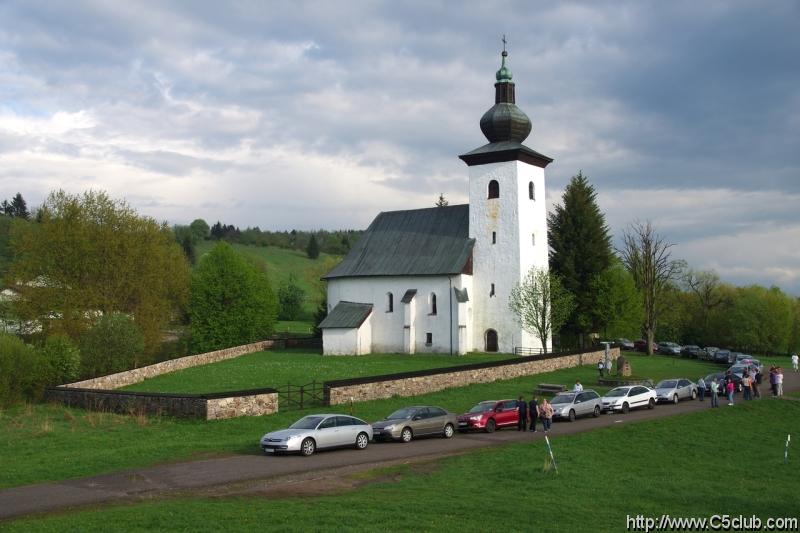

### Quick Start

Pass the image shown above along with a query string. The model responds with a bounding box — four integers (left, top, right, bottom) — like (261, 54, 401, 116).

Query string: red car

(634, 339, 659, 353)
(456, 399, 520, 433)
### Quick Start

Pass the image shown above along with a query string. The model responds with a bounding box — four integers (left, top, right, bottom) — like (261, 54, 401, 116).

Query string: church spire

(479, 40, 531, 143)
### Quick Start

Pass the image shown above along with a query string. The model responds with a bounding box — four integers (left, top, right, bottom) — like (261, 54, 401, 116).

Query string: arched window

(529, 181, 535, 200)
(492, 231, 496, 244)
(386, 292, 393, 313)
(490, 283, 495, 297)
(488, 180, 499, 199)
(430, 292, 437, 315)
(531, 233, 535, 246)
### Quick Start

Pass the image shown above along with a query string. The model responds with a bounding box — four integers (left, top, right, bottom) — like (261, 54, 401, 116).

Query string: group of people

(515, 395, 554, 434)
(769, 366, 786, 397)
(597, 359, 613, 377)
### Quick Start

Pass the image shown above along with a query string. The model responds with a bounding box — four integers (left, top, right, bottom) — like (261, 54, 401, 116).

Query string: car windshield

(551, 394, 575, 404)
(730, 366, 747, 374)
(386, 408, 416, 420)
(289, 416, 325, 429)
(468, 402, 496, 413)
(605, 388, 629, 397)
(656, 380, 677, 388)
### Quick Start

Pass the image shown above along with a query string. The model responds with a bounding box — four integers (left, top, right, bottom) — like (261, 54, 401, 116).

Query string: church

(319, 48, 552, 355)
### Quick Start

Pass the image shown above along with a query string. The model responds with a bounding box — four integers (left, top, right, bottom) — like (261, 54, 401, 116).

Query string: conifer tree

(306, 234, 320, 259)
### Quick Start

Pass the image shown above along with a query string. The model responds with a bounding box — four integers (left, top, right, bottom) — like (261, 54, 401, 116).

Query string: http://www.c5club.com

(626, 514, 799, 532)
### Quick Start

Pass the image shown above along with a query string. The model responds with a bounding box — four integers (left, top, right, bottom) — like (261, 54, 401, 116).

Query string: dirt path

(1, 370, 797, 521)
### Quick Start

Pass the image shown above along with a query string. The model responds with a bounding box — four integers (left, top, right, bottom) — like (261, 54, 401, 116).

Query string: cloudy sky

(1, 1, 799, 293)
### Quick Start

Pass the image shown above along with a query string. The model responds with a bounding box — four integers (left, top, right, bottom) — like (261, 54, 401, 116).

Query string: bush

(40, 334, 81, 384)
(79, 313, 145, 378)
(0, 333, 47, 406)
(278, 274, 305, 321)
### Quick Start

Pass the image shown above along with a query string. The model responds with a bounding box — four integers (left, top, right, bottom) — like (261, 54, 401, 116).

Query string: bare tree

(508, 267, 575, 352)
(618, 221, 683, 355)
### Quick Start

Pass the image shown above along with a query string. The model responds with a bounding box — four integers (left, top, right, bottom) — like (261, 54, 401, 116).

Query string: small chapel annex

(319, 48, 552, 355)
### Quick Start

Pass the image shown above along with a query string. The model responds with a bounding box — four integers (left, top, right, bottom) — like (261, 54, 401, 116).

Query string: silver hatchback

(551, 390, 602, 421)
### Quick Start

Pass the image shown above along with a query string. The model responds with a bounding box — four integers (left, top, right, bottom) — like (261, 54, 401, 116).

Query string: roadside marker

(785, 434, 791, 464)
(543, 435, 558, 474)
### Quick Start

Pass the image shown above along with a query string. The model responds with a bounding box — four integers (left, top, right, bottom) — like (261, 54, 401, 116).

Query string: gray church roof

(323, 204, 475, 279)
(318, 301, 373, 329)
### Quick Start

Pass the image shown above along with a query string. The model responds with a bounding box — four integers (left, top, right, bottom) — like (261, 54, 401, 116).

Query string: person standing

(726, 378, 735, 405)
(776, 367, 784, 397)
(573, 380, 583, 392)
(792, 353, 798, 373)
(770, 367, 778, 396)
(753, 369, 762, 399)
(517, 396, 529, 431)
(710, 378, 719, 408)
(697, 377, 706, 401)
(528, 396, 539, 432)
(605, 358, 613, 376)
(598, 360, 605, 377)
(742, 372, 752, 401)
(540, 398, 554, 434)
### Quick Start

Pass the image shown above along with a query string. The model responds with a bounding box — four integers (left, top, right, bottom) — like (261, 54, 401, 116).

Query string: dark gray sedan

(372, 406, 458, 442)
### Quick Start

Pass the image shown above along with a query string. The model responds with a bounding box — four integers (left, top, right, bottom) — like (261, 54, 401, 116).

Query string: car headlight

(383, 424, 395, 431)
(470, 415, 482, 421)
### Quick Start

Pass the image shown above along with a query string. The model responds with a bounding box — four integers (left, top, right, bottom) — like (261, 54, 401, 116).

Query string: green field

(1, 354, 721, 489)
(122, 351, 518, 394)
(6, 398, 797, 532)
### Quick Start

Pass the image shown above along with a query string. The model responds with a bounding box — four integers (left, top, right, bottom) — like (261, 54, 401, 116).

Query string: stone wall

(45, 387, 279, 420)
(325, 347, 618, 405)
(65, 339, 282, 390)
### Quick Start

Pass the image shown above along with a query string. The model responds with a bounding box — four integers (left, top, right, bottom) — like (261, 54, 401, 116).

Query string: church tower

(459, 45, 553, 354)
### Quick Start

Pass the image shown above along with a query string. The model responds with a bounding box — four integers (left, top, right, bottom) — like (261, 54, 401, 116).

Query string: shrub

(278, 274, 305, 321)
(0, 333, 47, 406)
(40, 334, 81, 384)
(79, 313, 145, 378)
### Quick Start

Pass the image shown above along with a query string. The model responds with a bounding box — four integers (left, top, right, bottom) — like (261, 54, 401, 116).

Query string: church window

(490, 283, 495, 297)
(488, 180, 499, 199)
(430, 293, 437, 315)
(425, 332, 433, 346)
(532, 233, 535, 246)
(387, 292, 393, 313)
(529, 181, 535, 200)
(492, 231, 496, 244)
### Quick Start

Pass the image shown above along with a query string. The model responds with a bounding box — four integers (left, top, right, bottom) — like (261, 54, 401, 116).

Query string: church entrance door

(485, 329, 498, 352)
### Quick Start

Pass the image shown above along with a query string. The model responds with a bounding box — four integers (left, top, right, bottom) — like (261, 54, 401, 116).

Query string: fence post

(299, 385, 304, 410)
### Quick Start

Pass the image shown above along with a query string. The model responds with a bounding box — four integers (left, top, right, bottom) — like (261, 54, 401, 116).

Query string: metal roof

(400, 289, 417, 303)
(318, 301, 373, 329)
(453, 287, 469, 303)
(323, 204, 474, 279)
(459, 141, 553, 168)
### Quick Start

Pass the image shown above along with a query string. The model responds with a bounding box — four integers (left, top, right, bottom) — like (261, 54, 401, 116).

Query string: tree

(306, 234, 320, 259)
(435, 193, 449, 207)
(278, 274, 306, 321)
(618, 220, 683, 355)
(0, 333, 47, 406)
(80, 313, 145, 376)
(10, 193, 30, 220)
(592, 260, 643, 339)
(8, 190, 190, 354)
(683, 270, 726, 344)
(189, 218, 210, 241)
(547, 172, 613, 347)
(508, 267, 575, 351)
(40, 334, 81, 384)
(189, 242, 277, 352)
(173, 225, 198, 265)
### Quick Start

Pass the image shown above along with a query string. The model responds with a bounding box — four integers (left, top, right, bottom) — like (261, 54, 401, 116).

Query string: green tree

(508, 267, 575, 351)
(435, 193, 449, 207)
(278, 274, 305, 321)
(7, 190, 190, 354)
(0, 333, 47, 405)
(80, 313, 145, 377)
(189, 242, 277, 352)
(592, 260, 642, 339)
(40, 334, 81, 384)
(10, 193, 30, 220)
(189, 218, 210, 241)
(306, 234, 320, 259)
(548, 172, 613, 347)
(173, 225, 198, 265)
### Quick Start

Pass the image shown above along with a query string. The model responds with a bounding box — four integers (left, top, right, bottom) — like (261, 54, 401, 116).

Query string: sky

(1, 1, 799, 294)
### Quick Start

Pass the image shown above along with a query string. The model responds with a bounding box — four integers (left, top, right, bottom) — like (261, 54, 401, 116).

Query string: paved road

(2, 371, 797, 520)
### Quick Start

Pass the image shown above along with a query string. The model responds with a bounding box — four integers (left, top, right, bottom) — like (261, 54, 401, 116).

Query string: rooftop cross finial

(502, 34, 507, 53)
(496, 35, 512, 82)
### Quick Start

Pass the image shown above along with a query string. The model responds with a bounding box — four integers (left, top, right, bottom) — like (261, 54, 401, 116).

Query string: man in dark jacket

(528, 396, 539, 432)
(517, 396, 528, 431)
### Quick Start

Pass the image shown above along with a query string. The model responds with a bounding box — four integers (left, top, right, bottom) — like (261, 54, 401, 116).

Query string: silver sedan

(551, 390, 602, 421)
(655, 379, 697, 404)
(260, 414, 373, 456)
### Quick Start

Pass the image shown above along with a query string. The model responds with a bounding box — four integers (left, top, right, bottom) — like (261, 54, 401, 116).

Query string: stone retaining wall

(45, 387, 278, 420)
(65, 339, 283, 390)
(325, 347, 619, 405)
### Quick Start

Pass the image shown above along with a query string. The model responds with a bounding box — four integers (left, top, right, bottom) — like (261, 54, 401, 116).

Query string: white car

(601, 385, 657, 414)
(260, 414, 373, 456)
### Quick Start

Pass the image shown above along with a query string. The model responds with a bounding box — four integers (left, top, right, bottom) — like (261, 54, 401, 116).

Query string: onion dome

(479, 49, 532, 143)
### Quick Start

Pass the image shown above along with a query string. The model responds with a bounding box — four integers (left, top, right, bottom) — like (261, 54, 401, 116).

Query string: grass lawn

(121, 351, 519, 394)
(273, 320, 315, 336)
(0, 354, 722, 489)
(6, 398, 798, 532)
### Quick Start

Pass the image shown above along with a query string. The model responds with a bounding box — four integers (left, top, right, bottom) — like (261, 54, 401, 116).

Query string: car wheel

(673, 395, 679, 405)
(300, 438, 315, 457)
(691, 389, 697, 400)
(568, 409, 576, 422)
(622, 402, 630, 414)
(443, 423, 455, 439)
(648, 398, 655, 409)
(485, 419, 496, 433)
(593, 405, 600, 417)
(355, 432, 369, 450)
(401, 427, 413, 443)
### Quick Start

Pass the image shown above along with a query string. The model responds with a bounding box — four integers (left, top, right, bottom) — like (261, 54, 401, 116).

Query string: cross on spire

(502, 34, 507, 53)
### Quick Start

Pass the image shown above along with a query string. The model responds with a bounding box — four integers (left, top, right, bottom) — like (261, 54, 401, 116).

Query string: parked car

(713, 349, 732, 364)
(658, 342, 682, 355)
(551, 390, 602, 421)
(260, 414, 372, 456)
(457, 399, 519, 433)
(729, 363, 761, 381)
(707, 371, 743, 393)
(372, 406, 457, 442)
(681, 345, 707, 359)
(704, 347, 719, 358)
(634, 339, 659, 353)
(600, 385, 657, 414)
(654, 379, 697, 403)
(613, 338, 635, 351)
